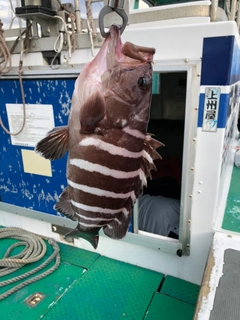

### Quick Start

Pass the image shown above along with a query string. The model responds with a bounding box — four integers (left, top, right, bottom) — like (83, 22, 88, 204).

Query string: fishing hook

(98, 0, 128, 38)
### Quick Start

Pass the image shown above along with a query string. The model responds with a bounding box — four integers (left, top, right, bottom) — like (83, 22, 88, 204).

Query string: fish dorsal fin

(146, 134, 164, 151)
(35, 126, 69, 160)
(139, 134, 164, 188)
(80, 91, 106, 134)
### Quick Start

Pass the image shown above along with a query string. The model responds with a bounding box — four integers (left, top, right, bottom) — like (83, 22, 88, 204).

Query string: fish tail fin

(64, 227, 99, 249)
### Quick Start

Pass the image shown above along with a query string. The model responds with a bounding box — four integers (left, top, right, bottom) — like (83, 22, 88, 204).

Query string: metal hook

(98, 3, 128, 38)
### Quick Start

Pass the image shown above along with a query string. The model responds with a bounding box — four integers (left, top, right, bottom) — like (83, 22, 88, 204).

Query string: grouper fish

(35, 25, 163, 248)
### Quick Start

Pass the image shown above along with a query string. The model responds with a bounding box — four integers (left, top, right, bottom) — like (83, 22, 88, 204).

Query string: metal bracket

(98, 0, 128, 38)
(52, 224, 74, 243)
(25, 292, 45, 307)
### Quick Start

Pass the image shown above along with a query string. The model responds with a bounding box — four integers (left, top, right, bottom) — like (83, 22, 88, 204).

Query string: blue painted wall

(0, 78, 75, 215)
(198, 36, 240, 129)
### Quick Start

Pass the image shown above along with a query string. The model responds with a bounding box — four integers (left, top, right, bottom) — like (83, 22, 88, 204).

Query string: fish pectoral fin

(80, 91, 106, 134)
(35, 126, 69, 160)
(64, 227, 100, 249)
(54, 187, 77, 221)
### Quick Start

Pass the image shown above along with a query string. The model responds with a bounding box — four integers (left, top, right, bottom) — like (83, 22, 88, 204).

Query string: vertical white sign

(202, 87, 221, 132)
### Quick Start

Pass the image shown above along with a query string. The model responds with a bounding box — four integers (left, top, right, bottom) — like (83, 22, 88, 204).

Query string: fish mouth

(106, 25, 155, 70)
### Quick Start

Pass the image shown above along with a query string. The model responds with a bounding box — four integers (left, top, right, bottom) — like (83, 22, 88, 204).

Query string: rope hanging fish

(35, 24, 163, 249)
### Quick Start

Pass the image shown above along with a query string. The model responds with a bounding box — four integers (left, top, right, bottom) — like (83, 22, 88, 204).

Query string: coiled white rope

(0, 227, 60, 300)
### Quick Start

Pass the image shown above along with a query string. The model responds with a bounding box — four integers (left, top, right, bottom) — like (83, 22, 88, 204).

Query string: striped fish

(35, 25, 163, 248)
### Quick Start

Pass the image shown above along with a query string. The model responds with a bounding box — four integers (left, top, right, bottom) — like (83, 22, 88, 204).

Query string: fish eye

(138, 77, 149, 90)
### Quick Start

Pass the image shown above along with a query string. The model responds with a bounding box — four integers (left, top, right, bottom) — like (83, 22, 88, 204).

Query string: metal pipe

(210, 0, 219, 22)
(236, 1, 240, 31)
(230, 0, 237, 21)
(74, 0, 82, 33)
(133, 200, 139, 234)
(23, 0, 42, 5)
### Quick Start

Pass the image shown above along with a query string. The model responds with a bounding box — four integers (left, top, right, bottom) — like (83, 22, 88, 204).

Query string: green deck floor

(222, 166, 240, 233)
(0, 238, 200, 320)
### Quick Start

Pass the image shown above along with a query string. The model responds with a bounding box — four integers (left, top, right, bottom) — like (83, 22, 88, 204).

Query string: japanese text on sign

(6, 104, 55, 147)
(202, 87, 221, 132)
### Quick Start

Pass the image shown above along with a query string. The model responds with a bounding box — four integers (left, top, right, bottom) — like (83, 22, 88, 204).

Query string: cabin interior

(135, 71, 186, 239)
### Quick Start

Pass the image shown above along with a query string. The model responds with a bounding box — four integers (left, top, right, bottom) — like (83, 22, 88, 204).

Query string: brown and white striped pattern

(67, 127, 154, 239)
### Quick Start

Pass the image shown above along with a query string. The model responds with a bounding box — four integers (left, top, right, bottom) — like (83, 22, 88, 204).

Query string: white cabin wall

(190, 128, 225, 264)
(122, 21, 238, 62)
(122, 21, 240, 283)
(0, 208, 206, 284)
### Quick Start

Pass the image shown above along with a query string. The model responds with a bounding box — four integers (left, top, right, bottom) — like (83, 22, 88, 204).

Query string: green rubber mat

(222, 166, 240, 233)
(58, 242, 99, 269)
(42, 256, 164, 320)
(0, 230, 200, 320)
(160, 275, 200, 305)
(144, 292, 196, 320)
(1, 262, 85, 320)
(0, 240, 86, 320)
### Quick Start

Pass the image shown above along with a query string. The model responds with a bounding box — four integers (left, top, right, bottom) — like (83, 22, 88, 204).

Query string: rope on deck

(0, 227, 60, 300)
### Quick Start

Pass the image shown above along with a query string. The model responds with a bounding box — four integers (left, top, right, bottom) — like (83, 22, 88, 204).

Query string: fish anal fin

(80, 91, 106, 134)
(35, 126, 69, 160)
(54, 187, 77, 221)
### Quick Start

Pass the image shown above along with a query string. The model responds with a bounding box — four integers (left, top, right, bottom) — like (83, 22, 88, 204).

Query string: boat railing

(0, 0, 239, 68)
(211, 0, 240, 25)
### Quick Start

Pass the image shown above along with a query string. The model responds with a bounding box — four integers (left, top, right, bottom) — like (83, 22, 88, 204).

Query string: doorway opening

(133, 71, 187, 243)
